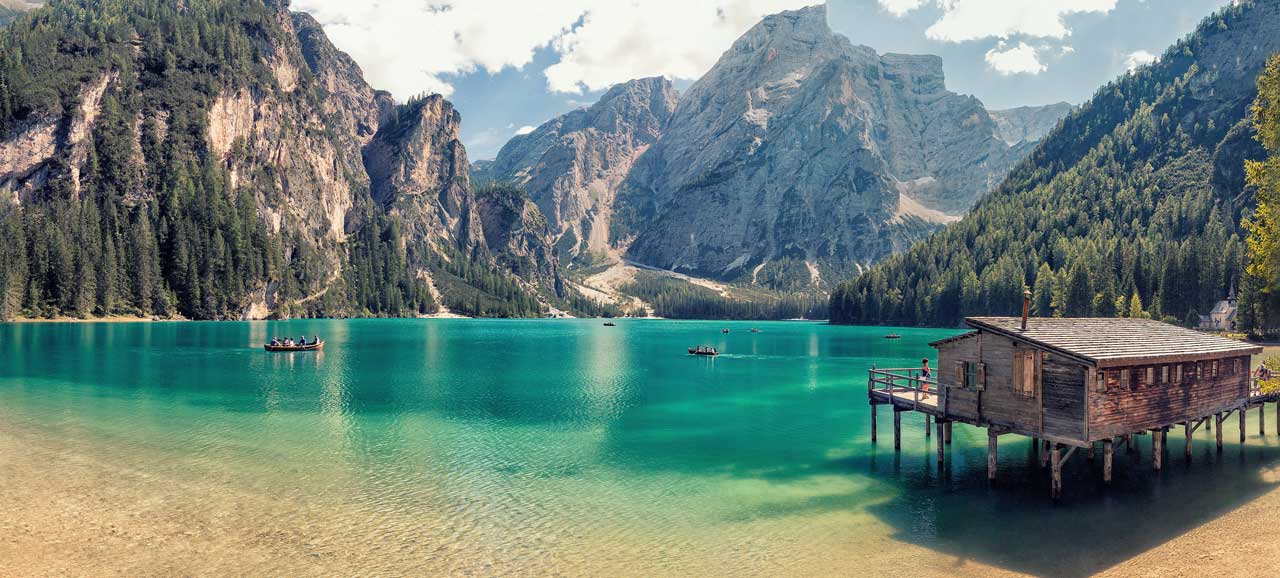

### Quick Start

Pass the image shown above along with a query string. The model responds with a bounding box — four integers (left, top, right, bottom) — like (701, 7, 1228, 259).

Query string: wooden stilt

(925, 414, 931, 437)
(1241, 408, 1247, 443)
(1161, 428, 1167, 447)
(893, 409, 901, 451)
(1216, 413, 1223, 452)
(1051, 444, 1063, 500)
(936, 421, 945, 465)
(1040, 439, 1050, 468)
(1261, 403, 1266, 436)
(1087, 443, 1095, 461)
(870, 404, 878, 443)
(1103, 439, 1113, 484)
(1153, 429, 1162, 471)
(1185, 422, 1193, 459)
(1127, 433, 1136, 455)
(988, 432, 998, 481)
(944, 421, 952, 445)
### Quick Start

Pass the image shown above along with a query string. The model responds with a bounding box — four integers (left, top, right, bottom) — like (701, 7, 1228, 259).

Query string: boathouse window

(1013, 349, 1039, 397)
(1161, 365, 1169, 384)
(1145, 367, 1154, 385)
(961, 361, 981, 389)
(1174, 364, 1182, 384)
(1093, 369, 1105, 393)
(1212, 360, 1219, 379)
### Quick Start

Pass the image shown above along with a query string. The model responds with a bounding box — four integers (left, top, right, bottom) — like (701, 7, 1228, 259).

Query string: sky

(291, 0, 1235, 159)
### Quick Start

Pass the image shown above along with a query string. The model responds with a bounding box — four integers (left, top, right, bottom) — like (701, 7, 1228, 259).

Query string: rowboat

(688, 346, 719, 356)
(264, 341, 324, 352)
(884, 334, 901, 339)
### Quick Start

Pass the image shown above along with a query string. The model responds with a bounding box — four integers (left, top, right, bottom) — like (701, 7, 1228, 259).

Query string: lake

(2, 319, 1280, 577)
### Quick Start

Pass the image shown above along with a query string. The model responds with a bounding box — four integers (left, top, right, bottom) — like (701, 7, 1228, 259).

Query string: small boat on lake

(264, 341, 324, 352)
(604, 322, 617, 326)
(750, 328, 761, 333)
(688, 346, 719, 356)
(884, 334, 901, 340)
(721, 328, 730, 334)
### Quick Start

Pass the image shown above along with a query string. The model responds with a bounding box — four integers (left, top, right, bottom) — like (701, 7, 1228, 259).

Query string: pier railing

(867, 368, 943, 411)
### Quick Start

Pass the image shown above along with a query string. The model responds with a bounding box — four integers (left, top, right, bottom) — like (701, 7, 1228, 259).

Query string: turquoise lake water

(3, 319, 1280, 576)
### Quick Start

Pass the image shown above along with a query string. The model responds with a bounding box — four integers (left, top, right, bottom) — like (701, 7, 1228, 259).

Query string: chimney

(1021, 289, 1032, 331)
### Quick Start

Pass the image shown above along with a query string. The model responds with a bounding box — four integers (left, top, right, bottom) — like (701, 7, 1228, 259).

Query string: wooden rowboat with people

(264, 338, 324, 352)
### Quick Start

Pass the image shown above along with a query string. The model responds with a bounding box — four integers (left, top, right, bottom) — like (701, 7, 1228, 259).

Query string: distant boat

(688, 346, 719, 356)
(750, 328, 761, 333)
(884, 334, 901, 340)
(264, 341, 324, 352)
(722, 328, 730, 334)
(603, 322, 617, 326)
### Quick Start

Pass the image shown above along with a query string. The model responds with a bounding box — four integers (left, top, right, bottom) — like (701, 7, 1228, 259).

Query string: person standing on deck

(920, 358, 932, 400)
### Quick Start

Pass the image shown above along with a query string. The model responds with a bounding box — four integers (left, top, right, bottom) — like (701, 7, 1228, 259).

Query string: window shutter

(977, 362, 987, 391)
(954, 361, 965, 386)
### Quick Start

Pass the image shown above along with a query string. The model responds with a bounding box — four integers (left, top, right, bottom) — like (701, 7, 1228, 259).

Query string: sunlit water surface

(3, 319, 1280, 577)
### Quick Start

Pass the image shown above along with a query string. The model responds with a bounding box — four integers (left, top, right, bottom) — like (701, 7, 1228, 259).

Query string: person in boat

(285, 338, 293, 346)
(299, 336, 308, 346)
(270, 338, 280, 346)
(313, 335, 319, 345)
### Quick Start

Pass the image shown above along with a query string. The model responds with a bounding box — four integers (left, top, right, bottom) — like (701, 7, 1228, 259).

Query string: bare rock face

(365, 96, 482, 252)
(365, 97, 566, 296)
(616, 5, 1059, 283)
(988, 102, 1076, 146)
(479, 77, 677, 264)
(292, 12, 394, 144)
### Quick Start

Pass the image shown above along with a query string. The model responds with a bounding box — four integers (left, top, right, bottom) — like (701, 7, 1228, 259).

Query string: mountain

(0, 0, 570, 320)
(600, 5, 1053, 288)
(988, 102, 1076, 146)
(830, 0, 1279, 327)
(476, 77, 677, 266)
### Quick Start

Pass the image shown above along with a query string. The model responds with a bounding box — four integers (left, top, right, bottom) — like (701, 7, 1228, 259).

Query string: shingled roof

(962, 317, 1262, 368)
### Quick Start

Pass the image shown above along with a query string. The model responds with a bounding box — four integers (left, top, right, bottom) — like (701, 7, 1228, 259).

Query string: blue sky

(294, 0, 1233, 159)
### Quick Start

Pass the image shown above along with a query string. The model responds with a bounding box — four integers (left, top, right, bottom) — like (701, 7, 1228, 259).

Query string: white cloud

(514, 125, 536, 136)
(925, 0, 1117, 42)
(1124, 49, 1157, 71)
(984, 41, 1047, 75)
(294, 0, 816, 99)
(877, 0, 925, 16)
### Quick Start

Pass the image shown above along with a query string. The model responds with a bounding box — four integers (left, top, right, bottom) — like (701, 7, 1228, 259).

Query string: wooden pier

(868, 313, 1266, 499)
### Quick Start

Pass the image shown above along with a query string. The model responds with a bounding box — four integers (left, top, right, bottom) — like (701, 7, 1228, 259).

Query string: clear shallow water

(3, 319, 1280, 577)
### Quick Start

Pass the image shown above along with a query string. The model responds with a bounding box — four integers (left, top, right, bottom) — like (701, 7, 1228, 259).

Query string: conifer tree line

(623, 274, 827, 320)
(830, 2, 1265, 330)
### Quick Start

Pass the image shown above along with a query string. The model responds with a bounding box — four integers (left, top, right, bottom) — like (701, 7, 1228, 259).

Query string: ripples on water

(3, 320, 1280, 576)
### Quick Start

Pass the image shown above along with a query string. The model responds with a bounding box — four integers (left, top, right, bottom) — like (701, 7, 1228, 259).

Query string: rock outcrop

(479, 77, 677, 264)
(615, 5, 1053, 282)
(988, 102, 1076, 146)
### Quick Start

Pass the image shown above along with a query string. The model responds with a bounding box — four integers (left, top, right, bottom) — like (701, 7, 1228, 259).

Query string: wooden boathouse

(868, 311, 1266, 499)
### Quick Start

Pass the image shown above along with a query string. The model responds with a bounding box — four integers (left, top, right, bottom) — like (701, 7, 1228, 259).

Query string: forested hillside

(0, 0, 583, 320)
(830, 0, 1279, 328)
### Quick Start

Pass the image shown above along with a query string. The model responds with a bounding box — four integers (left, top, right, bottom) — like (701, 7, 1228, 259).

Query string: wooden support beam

(1153, 429, 1162, 471)
(1241, 408, 1247, 444)
(1185, 422, 1193, 460)
(925, 414, 931, 437)
(1040, 439, 1050, 468)
(944, 422, 952, 445)
(1216, 413, 1223, 452)
(1126, 433, 1136, 455)
(1103, 439, 1113, 484)
(936, 421, 945, 465)
(1051, 444, 1063, 500)
(988, 432, 998, 481)
(1087, 443, 1095, 461)
(893, 409, 902, 451)
(1261, 402, 1267, 437)
(870, 403, 877, 444)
